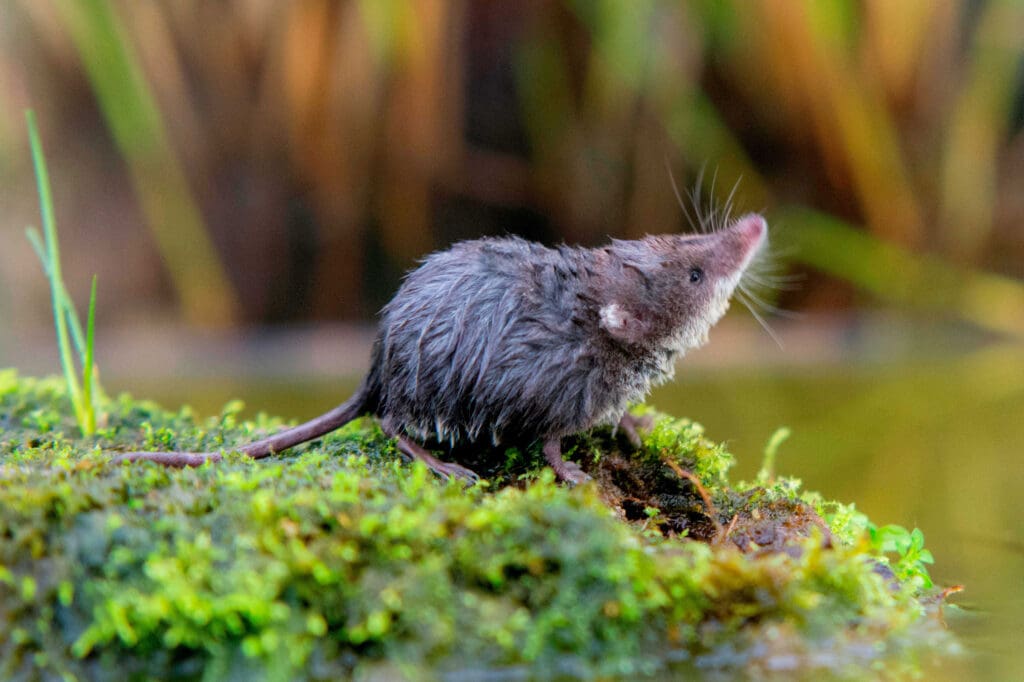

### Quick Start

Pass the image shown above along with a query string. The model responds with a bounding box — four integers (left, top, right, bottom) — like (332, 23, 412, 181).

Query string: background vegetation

(0, 0, 1022, 332)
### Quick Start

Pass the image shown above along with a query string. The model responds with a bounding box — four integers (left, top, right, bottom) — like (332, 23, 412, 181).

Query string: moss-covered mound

(0, 370, 957, 680)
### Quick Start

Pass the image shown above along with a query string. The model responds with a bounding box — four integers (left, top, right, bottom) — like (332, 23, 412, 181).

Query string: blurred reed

(54, 0, 237, 327)
(0, 0, 1021, 332)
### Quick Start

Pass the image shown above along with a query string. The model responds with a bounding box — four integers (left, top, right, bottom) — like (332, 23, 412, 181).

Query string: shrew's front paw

(618, 413, 654, 449)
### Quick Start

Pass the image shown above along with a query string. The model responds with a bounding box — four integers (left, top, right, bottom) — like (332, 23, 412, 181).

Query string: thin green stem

(82, 275, 98, 434)
(27, 111, 86, 427)
(756, 427, 791, 485)
(26, 226, 89, 359)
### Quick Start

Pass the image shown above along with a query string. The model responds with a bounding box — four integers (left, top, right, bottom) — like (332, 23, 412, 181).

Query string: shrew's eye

(689, 267, 704, 284)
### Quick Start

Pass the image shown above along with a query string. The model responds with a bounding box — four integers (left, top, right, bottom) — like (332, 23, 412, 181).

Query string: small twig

(716, 513, 739, 546)
(939, 584, 965, 600)
(937, 584, 965, 628)
(662, 457, 723, 537)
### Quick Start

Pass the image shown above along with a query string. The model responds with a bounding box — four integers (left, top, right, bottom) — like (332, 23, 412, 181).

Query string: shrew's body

(117, 214, 767, 483)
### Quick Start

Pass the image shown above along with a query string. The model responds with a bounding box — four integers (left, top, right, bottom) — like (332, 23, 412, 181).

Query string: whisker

(707, 167, 720, 230)
(747, 262, 805, 286)
(761, 244, 800, 260)
(737, 283, 803, 319)
(743, 278, 803, 293)
(665, 158, 699, 234)
(722, 176, 742, 228)
(741, 268, 803, 289)
(736, 291, 785, 349)
(689, 168, 709, 233)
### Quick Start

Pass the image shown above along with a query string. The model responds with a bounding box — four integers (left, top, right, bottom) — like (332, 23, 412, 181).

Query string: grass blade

(757, 427, 791, 485)
(26, 110, 86, 430)
(26, 227, 48, 269)
(54, 0, 238, 326)
(82, 275, 98, 435)
(26, 226, 90, 359)
(778, 206, 1024, 339)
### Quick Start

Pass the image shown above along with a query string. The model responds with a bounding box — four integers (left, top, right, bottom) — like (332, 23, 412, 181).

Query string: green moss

(0, 369, 957, 680)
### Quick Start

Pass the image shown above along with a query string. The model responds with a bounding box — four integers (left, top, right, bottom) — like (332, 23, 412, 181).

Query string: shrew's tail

(113, 381, 370, 468)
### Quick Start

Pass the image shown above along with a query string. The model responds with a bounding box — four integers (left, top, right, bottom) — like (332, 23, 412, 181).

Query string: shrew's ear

(599, 302, 648, 344)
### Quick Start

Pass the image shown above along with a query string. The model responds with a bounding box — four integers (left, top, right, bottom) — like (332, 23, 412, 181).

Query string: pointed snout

(705, 213, 767, 277)
(732, 213, 767, 254)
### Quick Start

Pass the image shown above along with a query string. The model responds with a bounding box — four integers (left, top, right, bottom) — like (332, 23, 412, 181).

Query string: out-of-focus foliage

(0, 0, 1022, 329)
(0, 369, 956, 679)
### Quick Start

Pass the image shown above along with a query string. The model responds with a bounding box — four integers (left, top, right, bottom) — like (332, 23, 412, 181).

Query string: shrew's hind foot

(543, 439, 590, 485)
(617, 413, 654, 449)
(394, 434, 481, 483)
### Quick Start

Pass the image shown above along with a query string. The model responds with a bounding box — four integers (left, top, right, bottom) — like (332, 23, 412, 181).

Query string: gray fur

(364, 214, 766, 446)
(115, 213, 766, 479)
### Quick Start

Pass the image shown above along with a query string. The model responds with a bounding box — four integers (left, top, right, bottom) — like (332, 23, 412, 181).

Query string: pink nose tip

(734, 213, 767, 250)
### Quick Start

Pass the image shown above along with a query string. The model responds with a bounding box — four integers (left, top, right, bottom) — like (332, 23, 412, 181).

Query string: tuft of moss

(0, 369, 957, 680)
